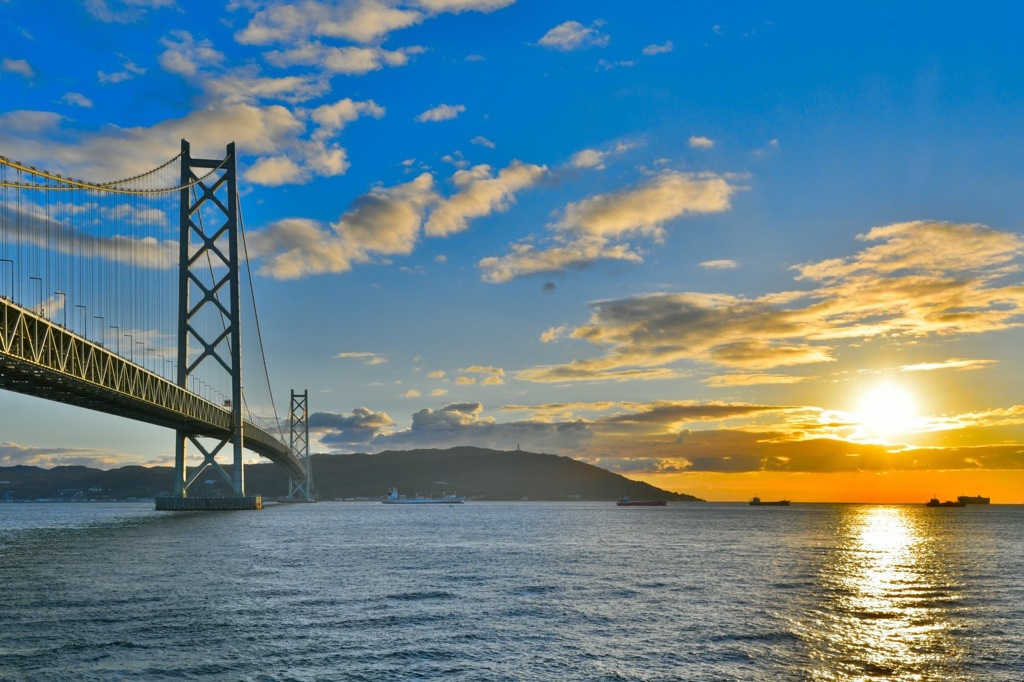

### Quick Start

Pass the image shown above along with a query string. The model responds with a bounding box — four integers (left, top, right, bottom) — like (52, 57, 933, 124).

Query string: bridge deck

(0, 298, 304, 478)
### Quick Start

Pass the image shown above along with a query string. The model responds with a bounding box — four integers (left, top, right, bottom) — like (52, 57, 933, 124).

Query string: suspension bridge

(0, 141, 313, 510)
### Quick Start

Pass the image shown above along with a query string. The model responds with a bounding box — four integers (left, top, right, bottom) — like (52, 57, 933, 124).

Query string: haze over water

(2, 501, 1022, 680)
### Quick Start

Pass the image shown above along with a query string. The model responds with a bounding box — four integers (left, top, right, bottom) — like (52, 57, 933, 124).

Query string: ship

(616, 495, 666, 506)
(749, 496, 790, 506)
(382, 487, 464, 504)
(926, 497, 965, 507)
(957, 495, 990, 505)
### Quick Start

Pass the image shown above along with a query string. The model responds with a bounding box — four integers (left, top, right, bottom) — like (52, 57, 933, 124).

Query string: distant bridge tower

(159, 140, 254, 510)
(287, 389, 315, 501)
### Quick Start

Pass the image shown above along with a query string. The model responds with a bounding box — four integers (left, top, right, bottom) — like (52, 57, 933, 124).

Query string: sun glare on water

(854, 383, 919, 437)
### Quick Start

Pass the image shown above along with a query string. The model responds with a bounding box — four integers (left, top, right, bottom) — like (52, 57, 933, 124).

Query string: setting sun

(854, 384, 918, 437)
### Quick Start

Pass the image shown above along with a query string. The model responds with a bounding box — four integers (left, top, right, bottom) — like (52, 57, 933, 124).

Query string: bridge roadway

(0, 298, 305, 479)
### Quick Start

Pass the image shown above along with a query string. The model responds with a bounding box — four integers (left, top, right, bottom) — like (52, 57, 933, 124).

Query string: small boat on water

(616, 495, 666, 506)
(382, 487, 464, 504)
(957, 495, 990, 505)
(749, 496, 790, 506)
(926, 497, 965, 507)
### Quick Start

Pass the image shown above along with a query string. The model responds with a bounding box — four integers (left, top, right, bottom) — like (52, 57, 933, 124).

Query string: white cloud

(1, 68, 382, 187)
(235, 0, 515, 48)
(1, 58, 35, 79)
(555, 171, 737, 240)
(247, 159, 546, 277)
(310, 98, 386, 139)
(158, 31, 225, 78)
(480, 238, 643, 283)
(568, 142, 634, 170)
(537, 20, 610, 51)
(570, 149, 607, 170)
(0, 102, 310, 182)
(236, 0, 424, 45)
(414, 0, 514, 12)
(310, 407, 396, 444)
(334, 172, 438, 253)
(899, 358, 996, 373)
(642, 41, 673, 56)
(0, 442, 144, 469)
(425, 161, 547, 237)
(416, 103, 466, 122)
(266, 42, 423, 75)
(516, 221, 1024, 382)
(245, 155, 305, 186)
(157, 31, 328, 105)
(97, 59, 146, 84)
(336, 351, 388, 365)
(689, 135, 714, 149)
(753, 138, 780, 157)
(201, 68, 328, 105)
(471, 135, 495, 148)
(700, 259, 737, 269)
(61, 92, 94, 108)
(540, 324, 568, 343)
(461, 364, 504, 376)
(461, 365, 505, 385)
(595, 59, 634, 70)
(4, 199, 175, 268)
(248, 173, 439, 279)
(479, 171, 738, 283)
(0, 110, 62, 139)
(85, 0, 175, 24)
(361, 402, 593, 453)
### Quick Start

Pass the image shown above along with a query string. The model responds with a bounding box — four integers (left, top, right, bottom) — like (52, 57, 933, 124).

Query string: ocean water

(1, 501, 1022, 681)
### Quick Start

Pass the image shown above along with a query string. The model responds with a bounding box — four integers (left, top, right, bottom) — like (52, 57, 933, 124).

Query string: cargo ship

(926, 497, 965, 507)
(616, 495, 666, 506)
(749, 496, 790, 506)
(957, 495, 990, 504)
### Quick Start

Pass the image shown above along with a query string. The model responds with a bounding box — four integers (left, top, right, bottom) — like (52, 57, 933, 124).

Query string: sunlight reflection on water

(803, 505, 967, 680)
(3, 502, 1023, 680)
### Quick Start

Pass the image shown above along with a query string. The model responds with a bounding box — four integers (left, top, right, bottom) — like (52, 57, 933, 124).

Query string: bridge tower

(287, 389, 315, 501)
(157, 140, 257, 510)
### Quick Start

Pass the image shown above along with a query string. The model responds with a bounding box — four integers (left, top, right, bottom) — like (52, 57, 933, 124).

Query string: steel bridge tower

(287, 389, 315, 502)
(157, 140, 255, 510)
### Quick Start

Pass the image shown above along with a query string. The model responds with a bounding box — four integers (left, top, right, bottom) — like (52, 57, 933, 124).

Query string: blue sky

(2, 0, 1024, 501)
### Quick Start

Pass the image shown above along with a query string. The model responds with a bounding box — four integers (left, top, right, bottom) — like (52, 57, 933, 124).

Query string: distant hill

(0, 447, 702, 502)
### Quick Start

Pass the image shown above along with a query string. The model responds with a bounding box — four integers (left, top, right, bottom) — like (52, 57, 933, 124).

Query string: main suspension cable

(0, 153, 228, 195)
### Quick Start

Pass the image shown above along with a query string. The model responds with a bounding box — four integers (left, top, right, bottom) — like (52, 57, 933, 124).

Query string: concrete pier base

(155, 496, 262, 510)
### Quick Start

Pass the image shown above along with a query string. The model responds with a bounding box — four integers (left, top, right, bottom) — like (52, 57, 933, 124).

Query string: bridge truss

(0, 141, 309, 509)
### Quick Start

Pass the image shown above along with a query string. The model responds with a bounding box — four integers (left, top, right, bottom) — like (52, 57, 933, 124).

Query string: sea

(1, 501, 1023, 681)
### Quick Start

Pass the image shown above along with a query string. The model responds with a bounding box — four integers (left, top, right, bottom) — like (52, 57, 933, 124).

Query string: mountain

(0, 447, 702, 502)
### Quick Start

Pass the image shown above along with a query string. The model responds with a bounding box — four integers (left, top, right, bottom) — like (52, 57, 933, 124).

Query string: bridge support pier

(156, 496, 262, 510)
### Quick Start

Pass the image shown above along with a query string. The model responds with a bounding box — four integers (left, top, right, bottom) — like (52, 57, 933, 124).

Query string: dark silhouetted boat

(957, 495, 990, 504)
(616, 495, 666, 506)
(749, 496, 789, 506)
(926, 497, 965, 507)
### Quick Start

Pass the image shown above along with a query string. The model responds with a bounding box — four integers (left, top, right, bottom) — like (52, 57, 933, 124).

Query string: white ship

(381, 487, 464, 504)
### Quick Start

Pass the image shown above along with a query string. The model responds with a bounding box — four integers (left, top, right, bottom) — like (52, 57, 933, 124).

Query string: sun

(854, 383, 918, 437)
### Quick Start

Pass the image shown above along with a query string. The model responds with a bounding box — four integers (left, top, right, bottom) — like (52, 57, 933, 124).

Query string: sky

(1, 0, 1023, 503)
